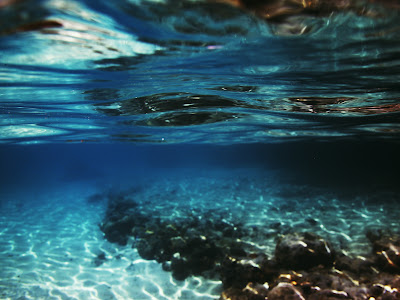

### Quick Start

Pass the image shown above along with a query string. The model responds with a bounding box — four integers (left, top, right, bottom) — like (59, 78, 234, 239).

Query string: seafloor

(1, 167, 399, 300)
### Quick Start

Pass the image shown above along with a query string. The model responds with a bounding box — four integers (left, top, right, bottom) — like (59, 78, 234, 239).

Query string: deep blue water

(1, 0, 400, 299)
(1, 141, 399, 197)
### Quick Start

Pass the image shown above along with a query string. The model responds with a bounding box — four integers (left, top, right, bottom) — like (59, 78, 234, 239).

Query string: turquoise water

(1, 0, 400, 143)
(1, 0, 400, 299)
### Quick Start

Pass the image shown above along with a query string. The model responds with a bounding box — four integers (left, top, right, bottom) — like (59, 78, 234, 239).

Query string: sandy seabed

(0, 169, 399, 300)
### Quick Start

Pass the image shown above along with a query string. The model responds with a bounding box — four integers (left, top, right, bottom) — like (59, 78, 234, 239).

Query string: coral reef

(100, 190, 400, 299)
(100, 190, 247, 280)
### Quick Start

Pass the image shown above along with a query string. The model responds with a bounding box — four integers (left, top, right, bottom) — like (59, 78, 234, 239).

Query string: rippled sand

(0, 171, 399, 299)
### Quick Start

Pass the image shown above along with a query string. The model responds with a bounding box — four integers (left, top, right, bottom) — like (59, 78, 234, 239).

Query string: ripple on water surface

(0, 0, 400, 143)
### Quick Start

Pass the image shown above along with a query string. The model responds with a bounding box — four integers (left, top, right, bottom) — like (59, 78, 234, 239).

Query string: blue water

(1, 0, 400, 299)
(1, 0, 400, 144)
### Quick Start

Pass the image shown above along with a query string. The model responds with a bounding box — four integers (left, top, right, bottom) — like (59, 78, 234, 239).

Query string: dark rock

(275, 232, 334, 270)
(270, 268, 372, 300)
(369, 282, 400, 299)
(220, 254, 270, 289)
(100, 194, 143, 246)
(260, 258, 280, 281)
(308, 288, 351, 299)
(243, 282, 269, 300)
(300, 271, 334, 290)
(136, 238, 158, 260)
(269, 272, 321, 299)
(170, 236, 186, 252)
(228, 245, 247, 257)
(344, 287, 369, 300)
(103, 230, 128, 246)
(220, 283, 269, 300)
(335, 252, 375, 275)
(370, 283, 385, 298)
(101, 215, 137, 243)
(136, 232, 175, 263)
(220, 287, 245, 300)
(268, 282, 304, 300)
(369, 233, 400, 272)
(171, 257, 190, 281)
(162, 261, 172, 272)
(326, 273, 356, 294)
(93, 252, 107, 267)
(366, 228, 386, 244)
(105, 195, 137, 222)
(98, 187, 400, 300)
(186, 242, 222, 275)
(372, 272, 400, 298)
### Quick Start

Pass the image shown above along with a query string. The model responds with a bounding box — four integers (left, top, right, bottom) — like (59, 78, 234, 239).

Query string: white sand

(0, 182, 220, 300)
(0, 171, 399, 299)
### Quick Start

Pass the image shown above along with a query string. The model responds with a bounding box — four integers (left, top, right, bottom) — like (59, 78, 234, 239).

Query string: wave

(0, 0, 399, 143)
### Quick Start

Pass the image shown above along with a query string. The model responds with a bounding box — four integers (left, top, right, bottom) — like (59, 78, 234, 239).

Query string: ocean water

(1, 0, 400, 299)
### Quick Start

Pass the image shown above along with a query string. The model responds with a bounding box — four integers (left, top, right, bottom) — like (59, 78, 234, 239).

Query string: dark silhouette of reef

(99, 191, 400, 300)
(100, 190, 247, 281)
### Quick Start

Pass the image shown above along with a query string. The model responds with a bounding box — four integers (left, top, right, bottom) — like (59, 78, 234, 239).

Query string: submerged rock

(171, 257, 191, 281)
(93, 252, 107, 267)
(99, 192, 142, 246)
(219, 229, 400, 300)
(220, 282, 269, 300)
(335, 252, 375, 275)
(268, 282, 304, 300)
(100, 189, 248, 280)
(99, 189, 400, 300)
(275, 232, 334, 270)
(220, 253, 271, 289)
(368, 232, 400, 273)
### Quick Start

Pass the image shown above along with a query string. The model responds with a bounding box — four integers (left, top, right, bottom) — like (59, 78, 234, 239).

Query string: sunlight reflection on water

(0, 0, 399, 144)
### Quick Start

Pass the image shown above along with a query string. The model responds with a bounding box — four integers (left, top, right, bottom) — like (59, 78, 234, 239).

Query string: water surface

(1, 0, 400, 143)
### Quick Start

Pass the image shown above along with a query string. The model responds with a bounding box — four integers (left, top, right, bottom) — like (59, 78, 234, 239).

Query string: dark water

(1, 0, 400, 299)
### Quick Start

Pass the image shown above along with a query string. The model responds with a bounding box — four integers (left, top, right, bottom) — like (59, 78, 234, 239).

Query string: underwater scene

(1, 0, 400, 299)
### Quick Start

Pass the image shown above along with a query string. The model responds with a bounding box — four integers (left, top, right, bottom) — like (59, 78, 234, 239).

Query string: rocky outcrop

(99, 190, 400, 300)
(275, 232, 335, 270)
(219, 230, 400, 300)
(100, 191, 247, 280)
